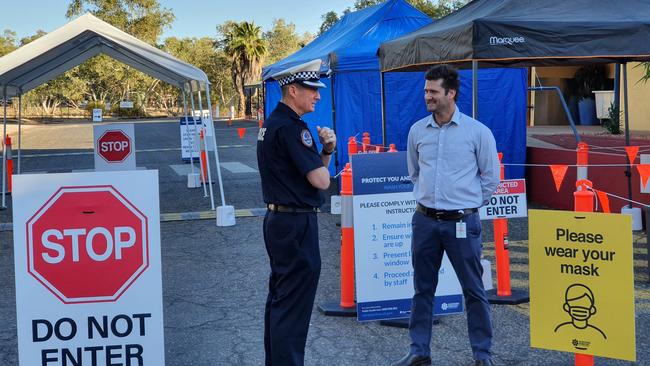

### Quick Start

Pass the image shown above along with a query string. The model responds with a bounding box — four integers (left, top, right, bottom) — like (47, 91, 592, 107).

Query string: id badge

(456, 221, 467, 239)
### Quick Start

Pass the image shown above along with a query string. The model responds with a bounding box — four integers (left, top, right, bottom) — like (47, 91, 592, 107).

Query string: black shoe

(390, 353, 432, 366)
(475, 358, 494, 366)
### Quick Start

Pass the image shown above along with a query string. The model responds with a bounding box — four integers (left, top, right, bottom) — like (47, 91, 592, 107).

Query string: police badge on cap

(271, 59, 326, 89)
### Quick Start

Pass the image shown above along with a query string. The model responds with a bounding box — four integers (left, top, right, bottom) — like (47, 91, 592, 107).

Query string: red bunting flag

(625, 146, 639, 165)
(637, 164, 650, 188)
(237, 127, 246, 139)
(549, 165, 569, 192)
(594, 190, 611, 213)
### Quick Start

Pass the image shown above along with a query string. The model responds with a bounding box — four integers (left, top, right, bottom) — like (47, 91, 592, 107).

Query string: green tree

(640, 62, 650, 84)
(0, 29, 17, 57)
(162, 37, 234, 115)
(319, 11, 340, 35)
(66, 0, 174, 44)
(218, 21, 268, 118)
(263, 19, 302, 65)
(66, 0, 175, 115)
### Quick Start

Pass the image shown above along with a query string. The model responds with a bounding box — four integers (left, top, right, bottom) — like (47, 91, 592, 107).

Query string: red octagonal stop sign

(26, 185, 149, 304)
(97, 130, 132, 163)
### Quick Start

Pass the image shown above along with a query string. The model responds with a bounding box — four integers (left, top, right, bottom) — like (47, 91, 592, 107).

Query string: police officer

(257, 59, 336, 366)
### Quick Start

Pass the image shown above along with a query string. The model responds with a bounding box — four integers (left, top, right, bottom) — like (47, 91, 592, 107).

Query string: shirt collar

(277, 101, 302, 121)
(426, 107, 463, 128)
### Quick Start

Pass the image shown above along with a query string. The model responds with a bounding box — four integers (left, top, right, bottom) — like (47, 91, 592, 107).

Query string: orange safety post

(487, 153, 529, 305)
(573, 178, 594, 366)
(317, 161, 357, 316)
(362, 132, 370, 153)
(199, 129, 209, 184)
(388, 143, 397, 152)
(348, 136, 358, 157)
(577, 142, 589, 182)
(5, 135, 12, 194)
(340, 163, 355, 308)
(493, 153, 511, 296)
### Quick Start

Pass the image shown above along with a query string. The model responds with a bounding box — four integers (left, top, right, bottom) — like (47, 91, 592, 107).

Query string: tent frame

(0, 13, 228, 213)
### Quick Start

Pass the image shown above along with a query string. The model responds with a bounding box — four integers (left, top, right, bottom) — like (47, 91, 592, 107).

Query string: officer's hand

(317, 126, 336, 153)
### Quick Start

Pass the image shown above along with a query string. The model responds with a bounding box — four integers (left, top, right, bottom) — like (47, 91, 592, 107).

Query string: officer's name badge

(301, 129, 313, 147)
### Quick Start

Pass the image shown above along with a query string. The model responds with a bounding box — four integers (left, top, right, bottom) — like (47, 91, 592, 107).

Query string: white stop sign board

(12, 170, 164, 365)
(93, 123, 136, 171)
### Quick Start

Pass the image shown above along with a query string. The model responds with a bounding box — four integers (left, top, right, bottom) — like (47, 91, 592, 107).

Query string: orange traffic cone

(237, 128, 246, 139)
(4, 135, 12, 194)
(199, 130, 208, 184)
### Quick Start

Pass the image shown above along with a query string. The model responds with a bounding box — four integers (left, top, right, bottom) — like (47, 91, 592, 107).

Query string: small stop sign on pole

(98, 130, 132, 163)
(93, 123, 136, 171)
(26, 185, 148, 304)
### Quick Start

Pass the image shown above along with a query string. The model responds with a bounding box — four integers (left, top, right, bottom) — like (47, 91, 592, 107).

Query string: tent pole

(472, 60, 478, 119)
(18, 93, 22, 173)
(613, 64, 621, 118)
(197, 86, 216, 211)
(189, 83, 208, 198)
(380, 71, 387, 148)
(623, 63, 632, 208)
(2, 85, 7, 209)
(329, 74, 339, 174)
(204, 84, 227, 207)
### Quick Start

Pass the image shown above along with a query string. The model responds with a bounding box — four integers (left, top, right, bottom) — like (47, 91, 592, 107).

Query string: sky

(1, 0, 356, 41)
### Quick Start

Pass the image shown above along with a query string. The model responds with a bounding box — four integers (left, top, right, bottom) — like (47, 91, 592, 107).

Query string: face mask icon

(555, 283, 606, 340)
(568, 306, 592, 321)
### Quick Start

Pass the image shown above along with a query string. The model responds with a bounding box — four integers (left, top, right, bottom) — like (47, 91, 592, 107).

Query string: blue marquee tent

(263, 0, 527, 178)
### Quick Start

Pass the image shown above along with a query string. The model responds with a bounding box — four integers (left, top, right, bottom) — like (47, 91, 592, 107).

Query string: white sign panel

(92, 109, 103, 122)
(351, 152, 463, 321)
(119, 101, 134, 109)
(479, 179, 528, 220)
(12, 170, 165, 365)
(93, 123, 136, 172)
(179, 118, 201, 162)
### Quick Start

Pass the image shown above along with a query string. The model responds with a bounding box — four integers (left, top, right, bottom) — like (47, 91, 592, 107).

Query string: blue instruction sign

(351, 152, 463, 321)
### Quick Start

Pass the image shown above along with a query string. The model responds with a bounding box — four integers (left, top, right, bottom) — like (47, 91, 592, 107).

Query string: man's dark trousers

(263, 211, 320, 366)
(408, 211, 492, 360)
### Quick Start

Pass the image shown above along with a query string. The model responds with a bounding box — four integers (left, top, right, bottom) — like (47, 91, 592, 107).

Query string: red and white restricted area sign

(13, 170, 165, 365)
(479, 178, 528, 220)
(97, 130, 132, 162)
(93, 123, 136, 171)
(26, 186, 148, 303)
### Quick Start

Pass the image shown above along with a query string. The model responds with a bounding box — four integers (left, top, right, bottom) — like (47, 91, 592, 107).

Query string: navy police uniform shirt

(257, 102, 324, 208)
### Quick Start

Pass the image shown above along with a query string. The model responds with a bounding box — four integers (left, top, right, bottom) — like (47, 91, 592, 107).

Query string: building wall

(530, 63, 650, 131)
(621, 63, 650, 132)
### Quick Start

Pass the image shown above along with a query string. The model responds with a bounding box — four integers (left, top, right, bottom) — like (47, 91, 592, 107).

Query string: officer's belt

(416, 203, 477, 221)
(267, 204, 317, 213)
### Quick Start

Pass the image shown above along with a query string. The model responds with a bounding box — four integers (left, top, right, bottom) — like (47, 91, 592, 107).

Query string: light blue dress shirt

(407, 107, 500, 210)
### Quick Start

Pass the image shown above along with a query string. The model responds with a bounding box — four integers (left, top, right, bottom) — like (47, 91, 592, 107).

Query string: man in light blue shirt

(390, 65, 500, 366)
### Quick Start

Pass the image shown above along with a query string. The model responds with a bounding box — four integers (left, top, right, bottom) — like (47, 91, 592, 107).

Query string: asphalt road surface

(0, 118, 648, 365)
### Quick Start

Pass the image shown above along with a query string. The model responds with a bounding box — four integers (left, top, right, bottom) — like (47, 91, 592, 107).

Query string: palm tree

(223, 21, 267, 118)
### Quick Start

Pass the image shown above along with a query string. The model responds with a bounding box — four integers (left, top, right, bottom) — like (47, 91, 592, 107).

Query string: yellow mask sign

(529, 209, 635, 361)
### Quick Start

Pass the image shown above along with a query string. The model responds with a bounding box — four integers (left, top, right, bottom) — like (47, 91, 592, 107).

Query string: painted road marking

(169, 164, 200, 176)
(221, 162, 258, 173)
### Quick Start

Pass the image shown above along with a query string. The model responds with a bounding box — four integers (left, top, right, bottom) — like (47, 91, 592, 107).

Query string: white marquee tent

(0, 13, 230, 220)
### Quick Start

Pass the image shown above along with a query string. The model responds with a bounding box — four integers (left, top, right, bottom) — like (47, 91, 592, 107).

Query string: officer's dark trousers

(263, 211, 321, 366)
(408, 211, 492, 361)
